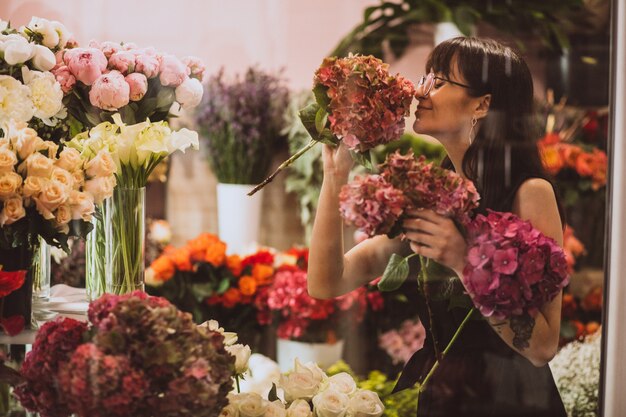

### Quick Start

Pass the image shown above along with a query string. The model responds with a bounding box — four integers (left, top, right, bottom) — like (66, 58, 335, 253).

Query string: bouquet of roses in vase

(12, 291, 235, 417)
(248, 54, 415, 195)
(146, 233, 275, 346)
(66, 114, 199, 298)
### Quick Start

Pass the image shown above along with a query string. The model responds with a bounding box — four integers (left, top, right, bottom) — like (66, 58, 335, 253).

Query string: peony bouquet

(53, 38, 205, 130)
(222, 358, 385, 417)
(248, 54, 415, 195)
(13, 291, 235, 417)
(146, 233, 275, 345)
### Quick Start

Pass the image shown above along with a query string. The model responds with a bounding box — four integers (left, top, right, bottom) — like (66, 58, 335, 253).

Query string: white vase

(433, 22, 465, 46)
(217, 183, 264, 255)
(276, 338, 344, 372)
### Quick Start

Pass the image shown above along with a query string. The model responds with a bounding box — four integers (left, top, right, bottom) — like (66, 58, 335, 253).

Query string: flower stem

(247, 139, 319, 196)
(235, 374, 241, 393)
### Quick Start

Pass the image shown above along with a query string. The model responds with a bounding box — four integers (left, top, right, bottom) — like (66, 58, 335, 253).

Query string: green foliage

(379, 254, 412, 292)
(332, 0, 585, 59)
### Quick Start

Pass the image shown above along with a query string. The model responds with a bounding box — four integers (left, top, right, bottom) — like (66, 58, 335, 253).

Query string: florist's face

(412, 58, 478, 143)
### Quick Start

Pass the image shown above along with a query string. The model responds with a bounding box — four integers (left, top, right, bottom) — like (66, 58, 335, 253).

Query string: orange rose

(205, 241, 227, 267)
(227, 255, 243, 276)
(586, 321, 600, 335)
(539, 132, 560, 145)
(222, 288, 241, 308)
(591, 149, 608, 190)
(539, 144, 564, 175)
(560, 144, 582, 168)
(187, 233, 220, 261)
(170, 247, 193, 271)
(252, 263, 274, 285)
(581, 286, 603, 312)
(575, 152, 595, 177)
(238, 275, 257, 296)
(150, 256, 176, 281)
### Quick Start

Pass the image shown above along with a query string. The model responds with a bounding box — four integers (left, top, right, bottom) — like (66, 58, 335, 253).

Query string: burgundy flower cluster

(15, 291, 234, 417)
(340, 151, 480, 237)
(314, 55, 415, 152)
(462, 210, 570, 320)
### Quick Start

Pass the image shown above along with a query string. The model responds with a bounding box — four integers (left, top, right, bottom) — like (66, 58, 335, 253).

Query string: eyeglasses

(416, 72, 473, 97)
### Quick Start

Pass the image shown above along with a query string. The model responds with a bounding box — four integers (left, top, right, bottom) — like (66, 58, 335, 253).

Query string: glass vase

(86, 207, 107, 301)
(31, 237, 51, 301)
(105, 187, 146, 295)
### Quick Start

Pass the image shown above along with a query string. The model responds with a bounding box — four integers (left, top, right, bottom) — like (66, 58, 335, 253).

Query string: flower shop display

(248, 54, 415, 195)
(195, 67, 289, 253)
(550, 330, 601, 417)
(66, 115, 198, 298)
(145, 233, 275, 346)
(12, 291, 235, 417)
(223, 358, 385, 417)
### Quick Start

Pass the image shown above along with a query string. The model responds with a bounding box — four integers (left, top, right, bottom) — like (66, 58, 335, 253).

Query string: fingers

(402, 216, 439, 234)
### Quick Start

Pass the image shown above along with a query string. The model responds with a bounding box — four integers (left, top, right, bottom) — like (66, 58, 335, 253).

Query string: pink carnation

(63, 47, 108, 86)
(339, 174, 406, 237)
(462, 210, 570, 320)
(52, 64, 77, 93)
(159, 54, 189, 87)
(89, 70, 130, 111)
(125, 72, 148, 101)
(108, 50, 136, 74)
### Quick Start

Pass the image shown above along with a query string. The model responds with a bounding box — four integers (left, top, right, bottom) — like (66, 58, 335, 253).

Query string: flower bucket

(217, 183, 264, 255)
(276, 338, 344, 372)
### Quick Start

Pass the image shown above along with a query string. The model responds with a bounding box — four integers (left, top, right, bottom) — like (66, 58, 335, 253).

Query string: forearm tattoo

(509, 314, 536, 351)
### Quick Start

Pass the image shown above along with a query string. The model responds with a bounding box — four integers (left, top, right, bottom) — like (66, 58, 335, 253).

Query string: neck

(442, 139, 469, 178)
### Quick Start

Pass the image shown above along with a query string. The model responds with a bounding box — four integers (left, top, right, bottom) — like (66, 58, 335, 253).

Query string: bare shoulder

(512, 178, 563, 244)
(345, 234, 410, 278)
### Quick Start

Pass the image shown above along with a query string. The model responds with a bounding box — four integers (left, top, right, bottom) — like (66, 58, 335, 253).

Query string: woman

(308, 37, 567, 416)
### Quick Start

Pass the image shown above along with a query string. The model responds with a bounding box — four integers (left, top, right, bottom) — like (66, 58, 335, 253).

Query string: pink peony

(159, 54, 189, 87)
(125, 72, 148, 101)
(135, 53, 161, 78)
(63, 47, 108, 86)
(52, 64, 76, 93)
(90, 40, 122, 59)
(175, 77, 203, 109)
(182, 55, 206, 81)
(108, 50, 136, 74)
(89, 70, 130, 111)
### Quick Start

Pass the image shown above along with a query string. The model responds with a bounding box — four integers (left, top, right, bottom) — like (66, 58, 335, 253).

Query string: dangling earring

(469, 116, 478, 145)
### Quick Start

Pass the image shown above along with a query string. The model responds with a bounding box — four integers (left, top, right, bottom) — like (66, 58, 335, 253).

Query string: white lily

(167, 127, 199, 154)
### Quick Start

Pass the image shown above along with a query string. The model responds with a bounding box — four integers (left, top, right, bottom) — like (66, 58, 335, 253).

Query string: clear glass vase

(86, 206, 106, 301)
(105, 187, 146, 295)
(31, 237, 50, 301)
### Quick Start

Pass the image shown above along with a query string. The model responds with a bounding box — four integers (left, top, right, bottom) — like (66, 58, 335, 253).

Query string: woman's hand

(322, 142, 353, 181)
(402, 209, 467, 276)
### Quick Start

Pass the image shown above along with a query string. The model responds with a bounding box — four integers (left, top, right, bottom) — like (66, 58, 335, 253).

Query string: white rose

(84, 176, 115, 205)
(2, 36, 34, 65)
(287, 399, 313, 417)
(31, 44, 56, 71)
(0, 148, 17, 173)
(0, 75, 35, 125)
(22, 67, 64, 120)
(175, 77, 204, 109)
(220, 402, 240, 417)
(265, 400, 287, 417)
(237, 393, 269, 417)
(0, 171, 23, 199)
(24, 17, 59, 49)
(69, 190, 95, 221)
(23, 176, 47, 198)
(226, 344, 252, 375)
(34, 180, 69, 219)
(312, 389, 349, 417)
(205, 319, 238, 345)
(346, 390, 384, 417)
(279, 359, 325, 402)
(24, 153, 54, 178)
(85, 150, 116, 177)
(57, 147, 83, 172)
(324, 373, 357, 397)
(55, 202, 72, 225)
(0, 196, 26, 226)
(51, 167, 74, 189)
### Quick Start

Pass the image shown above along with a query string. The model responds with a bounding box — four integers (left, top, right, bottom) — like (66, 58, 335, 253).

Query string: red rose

(0, 270, 26, 298)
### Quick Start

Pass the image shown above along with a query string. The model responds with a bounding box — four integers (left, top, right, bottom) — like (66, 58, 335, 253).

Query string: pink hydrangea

(63, 47, 108, 86)
(462, 210, 570, 320)
(89, 70, 130, 110)
(314, 55, 415, 152)
(339, 174, 406, 237)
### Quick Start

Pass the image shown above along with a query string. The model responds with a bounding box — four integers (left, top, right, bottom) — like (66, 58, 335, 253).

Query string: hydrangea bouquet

(248, 54, 415, 195)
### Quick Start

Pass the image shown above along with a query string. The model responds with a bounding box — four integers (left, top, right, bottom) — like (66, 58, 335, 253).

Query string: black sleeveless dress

(393, 176, 567, 417)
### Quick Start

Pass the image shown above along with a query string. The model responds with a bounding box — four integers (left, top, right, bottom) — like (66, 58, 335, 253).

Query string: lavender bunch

(195, 67, 289, 184)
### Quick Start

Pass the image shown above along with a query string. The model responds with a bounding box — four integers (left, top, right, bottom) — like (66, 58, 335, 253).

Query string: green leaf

(190, 282, 215, 302)
(315, 108, 329, 134)
(216, 278, 231, 294)
(351, 150, 373, 170)
(378, 254, 410, 292)
(268, 383, 279, 402)
(299, 102, 321, 139)
(312, 84, 330, 110)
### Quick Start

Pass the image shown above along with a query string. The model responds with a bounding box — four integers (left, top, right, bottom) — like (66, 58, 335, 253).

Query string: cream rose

(346, 390, 384, 417)
(9, 126, 44, 160)
(25, 153, 54, 178)
(69, 190, 95, 221)
(287, 399, 313, 417)
(51, 167, 74, 189)
(0, 197, 26, 226)
(237, 393, 269, 417)
(0, 148, 17, 173)
(34, 180, 69, 219)
(83, 176, 115, 205)
(219, 403, 239, 417)
(57, 147, 83, 172)
(265, 400, 287, 417)
(23, 176, 47, 198)
(325, 373, 357, 397)
(55, 203, 72, 225)
(71, 170, 85, 188)
(40, 141, 59, 159)
(0, 172, 23, 199)
(312, 389, 349, 417)
(225, 344, 252, 375)
(85, 149, 116, 178)
(279, 359, 326, 402)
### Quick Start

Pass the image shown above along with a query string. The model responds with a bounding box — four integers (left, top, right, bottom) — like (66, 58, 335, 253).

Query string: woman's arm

(307, 144, 408, 299)
(402, 178, 564, 366)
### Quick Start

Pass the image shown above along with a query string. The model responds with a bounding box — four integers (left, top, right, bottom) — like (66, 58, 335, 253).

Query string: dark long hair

(427, 37, 559, 217)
